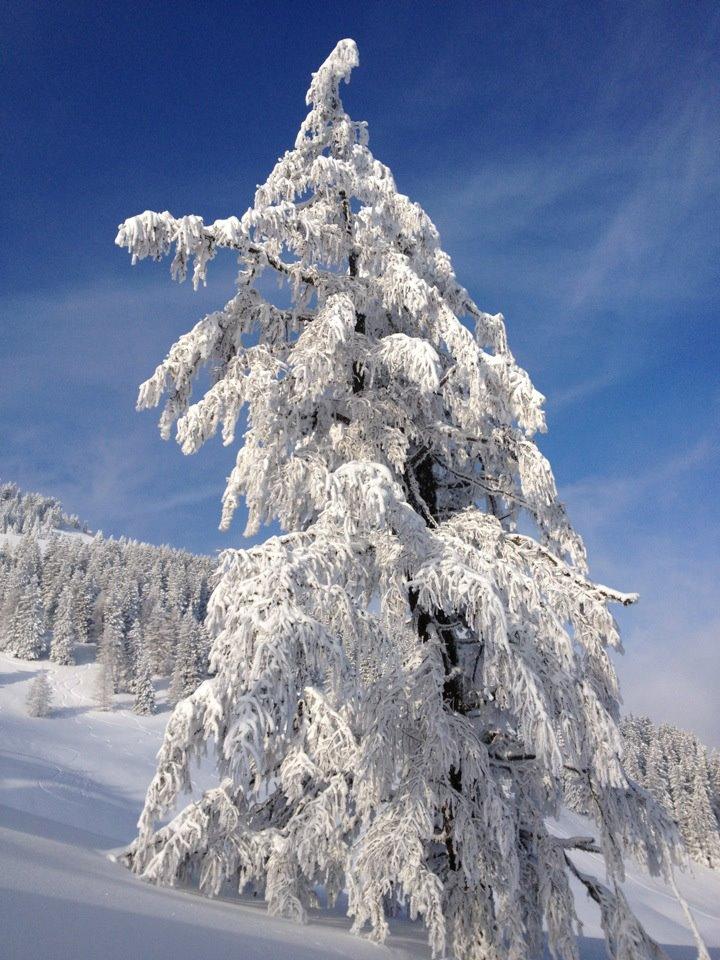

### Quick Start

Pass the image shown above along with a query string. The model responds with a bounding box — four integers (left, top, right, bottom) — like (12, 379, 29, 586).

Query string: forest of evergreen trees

(619, 715, 720, 869)
(0, 481, 89, 535)
(0, 482, 215, 714)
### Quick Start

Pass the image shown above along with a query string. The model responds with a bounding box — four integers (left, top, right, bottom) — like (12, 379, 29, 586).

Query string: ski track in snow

(1, 651, 718, 960)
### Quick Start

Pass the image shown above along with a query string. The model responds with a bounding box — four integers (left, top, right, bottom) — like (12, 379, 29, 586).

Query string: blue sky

(2, 1, 718, 741)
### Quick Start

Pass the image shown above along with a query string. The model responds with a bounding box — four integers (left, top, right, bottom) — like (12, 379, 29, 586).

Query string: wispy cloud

(561, 438, 716, 535)
(568, 88, 720, 309)
(419, 73, 719, 323)
(546, 364, 632, 411)
(0, 266, 239, 402)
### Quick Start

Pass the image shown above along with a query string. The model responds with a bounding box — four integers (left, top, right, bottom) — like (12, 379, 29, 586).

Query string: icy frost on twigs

(304, 37, 358, 108)
(116, 38, 694, 960)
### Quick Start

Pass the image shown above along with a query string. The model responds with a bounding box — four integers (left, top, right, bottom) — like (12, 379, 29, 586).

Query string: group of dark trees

(0, 483, 214, 715)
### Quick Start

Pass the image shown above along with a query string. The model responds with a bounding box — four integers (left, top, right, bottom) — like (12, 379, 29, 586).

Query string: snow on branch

(305, 38, 359, 108)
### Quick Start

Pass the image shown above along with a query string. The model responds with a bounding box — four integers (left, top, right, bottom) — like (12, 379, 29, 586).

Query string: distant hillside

(0, 480, 90, 536)
(568, 711, 720, 870)
(620, 715, 720, 869)
(0, 481, 215, 713)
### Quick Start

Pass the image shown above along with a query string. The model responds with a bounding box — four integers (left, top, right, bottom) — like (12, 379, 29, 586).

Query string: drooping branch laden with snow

(116, 39, 697, 960)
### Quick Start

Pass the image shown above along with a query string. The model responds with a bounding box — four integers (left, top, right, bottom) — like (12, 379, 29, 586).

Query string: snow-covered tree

(165, 565, 188, 615)
(40, 537, 64, 620)
(94, 638, 115, 712)
(116, 40, 700, 960)
(26, 671, 52, 718)
(71, 573, 92, 645)
(101, 592, 130, 692)
(142, 598, 177, 675)
(620, 716, 720, 872)
(132, 630, 156, 716)
(12, 572, 45, 660)
(0, 563, 23, 652)
(0, 481, 89, 535)
(168, 611, 206, 704)
(15, 531, 43, 583)
(50, 582, 76, 665)
(645, 736, 670, 808)
(685, 743, 720, 869)
(710, 751, 720, 822)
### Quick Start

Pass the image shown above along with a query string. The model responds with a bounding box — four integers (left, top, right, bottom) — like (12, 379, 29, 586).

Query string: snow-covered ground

(0, 651, 718, 960)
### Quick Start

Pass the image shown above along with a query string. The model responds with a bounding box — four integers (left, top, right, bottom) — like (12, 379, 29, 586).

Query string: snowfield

(0, 652, 718, 960)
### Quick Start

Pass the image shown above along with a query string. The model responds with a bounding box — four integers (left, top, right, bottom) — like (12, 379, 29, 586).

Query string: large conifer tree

(116, 40, 693, 960)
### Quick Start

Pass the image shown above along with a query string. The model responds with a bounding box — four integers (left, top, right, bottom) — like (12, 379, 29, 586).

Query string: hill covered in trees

(620, 715, 720, 869)
(0, 481, 214, 713)
(0, 480, 90, 535)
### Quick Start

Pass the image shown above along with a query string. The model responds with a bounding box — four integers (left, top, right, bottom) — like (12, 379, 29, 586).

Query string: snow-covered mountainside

(0, 652, 718, 960)
(618, 717, 720, 868)
(0, 482, 214, 710)
(0, 481, 90, 537)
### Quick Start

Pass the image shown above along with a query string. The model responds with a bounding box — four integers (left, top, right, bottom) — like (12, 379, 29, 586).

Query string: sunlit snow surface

(1, 652, 718, 960)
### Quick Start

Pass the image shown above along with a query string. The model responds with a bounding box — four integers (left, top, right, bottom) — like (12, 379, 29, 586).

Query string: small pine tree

(12, 573, 46, 660)
(50, 582, 76, 665)
(133, 643, 156, 716)
(165, 565, 188, 614)
(102, 593, 130, 692)
(41, 539, 71, 624)
(125, 619, 144, 691)
(94, 637, 115, 711)
(644, 736, 670, 806)
(620, 716, 643, 783)
(122, 580, 141, 632)
(71, 574, 92, 644)
(668, 731, 690, 827)
(169, 613, 206, 704)
(709, 750, 720, 821)
(0, 564, 22, 652)
(142, 599, 174, 675)
(16, 532, 42, 582)
(26, 671, 52, 717)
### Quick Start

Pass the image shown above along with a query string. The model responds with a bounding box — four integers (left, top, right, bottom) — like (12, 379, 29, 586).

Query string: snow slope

(0, 652, 718, 960)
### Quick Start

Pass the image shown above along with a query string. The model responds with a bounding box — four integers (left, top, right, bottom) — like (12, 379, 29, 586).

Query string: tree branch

(506, 533, 638, 606)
